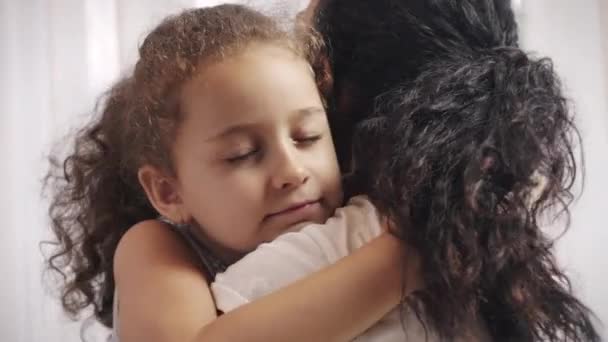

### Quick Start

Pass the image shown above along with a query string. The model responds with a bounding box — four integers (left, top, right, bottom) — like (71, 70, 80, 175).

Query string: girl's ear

(137, 165, 191, 223)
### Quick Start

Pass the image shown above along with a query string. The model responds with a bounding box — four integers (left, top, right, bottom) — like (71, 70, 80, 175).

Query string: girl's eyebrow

(296, 106, 326, 117)
(204, 123, 259, 142)
(291, 106, 326, 123)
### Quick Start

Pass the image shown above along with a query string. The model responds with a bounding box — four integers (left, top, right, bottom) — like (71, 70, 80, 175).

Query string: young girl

(212, 0, 601, 341)
(45, 4, 416, 342)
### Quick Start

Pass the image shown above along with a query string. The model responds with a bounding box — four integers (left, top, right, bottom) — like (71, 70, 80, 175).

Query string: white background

(518, 1, 608, 338)
(0, 1, 605, 341)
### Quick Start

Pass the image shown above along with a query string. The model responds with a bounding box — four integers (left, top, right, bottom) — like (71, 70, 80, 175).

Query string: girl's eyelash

(296, 135, 322, 143)
(226, 149, 258, 163)
(225, 135, 321, 164)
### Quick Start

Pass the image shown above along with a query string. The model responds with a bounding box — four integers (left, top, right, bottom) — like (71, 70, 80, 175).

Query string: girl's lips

(264, 200, 324, 229)
(267, 200, 320, 217)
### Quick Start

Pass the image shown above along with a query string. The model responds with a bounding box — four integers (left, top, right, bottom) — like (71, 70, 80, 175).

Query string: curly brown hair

(313, 0, 600, 341)
(44, 4, 320, 328)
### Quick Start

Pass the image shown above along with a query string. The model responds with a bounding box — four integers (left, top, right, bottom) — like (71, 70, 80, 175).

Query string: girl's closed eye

(225, 147, 260, 164)
(294, 133, 323, 146)
(292, 122, 326, 147)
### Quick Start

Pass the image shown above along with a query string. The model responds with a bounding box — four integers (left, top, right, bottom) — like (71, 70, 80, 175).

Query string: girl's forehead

(183, 45, 314, 103)
(177, 44, 324, 137)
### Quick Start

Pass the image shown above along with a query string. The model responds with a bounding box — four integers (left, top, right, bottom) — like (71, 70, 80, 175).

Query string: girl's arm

(197, 232, 413, 342)
(114, 220, 417, 342)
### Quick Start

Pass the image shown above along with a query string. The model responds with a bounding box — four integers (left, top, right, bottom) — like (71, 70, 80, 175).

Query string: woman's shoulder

(337, 196, 381, 226)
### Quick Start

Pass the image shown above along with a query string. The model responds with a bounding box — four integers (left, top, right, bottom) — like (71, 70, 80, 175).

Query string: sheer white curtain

(0, 0, 606, 341)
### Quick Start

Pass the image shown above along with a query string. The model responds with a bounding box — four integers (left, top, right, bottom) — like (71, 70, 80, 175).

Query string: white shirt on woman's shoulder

(212, 196, 491, 341)
(212, 196, 383, 310)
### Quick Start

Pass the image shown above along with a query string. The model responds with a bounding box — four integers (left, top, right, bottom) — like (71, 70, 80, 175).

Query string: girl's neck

(189, 224, 243, 265)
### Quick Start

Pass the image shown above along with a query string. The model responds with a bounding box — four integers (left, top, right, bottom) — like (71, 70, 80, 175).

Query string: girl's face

(172, 43, 343, 262)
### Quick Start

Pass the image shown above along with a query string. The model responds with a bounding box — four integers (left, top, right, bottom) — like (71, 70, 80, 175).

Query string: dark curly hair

(312, 0, 519, 171)
(313, 0, 600, 341)
(43, 5, 320, 328)
(356, 50, 599, 342)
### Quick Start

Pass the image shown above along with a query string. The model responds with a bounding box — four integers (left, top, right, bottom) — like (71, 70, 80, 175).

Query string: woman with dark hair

(213, 1, 600, 341)
(307, 0, 519, 171)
